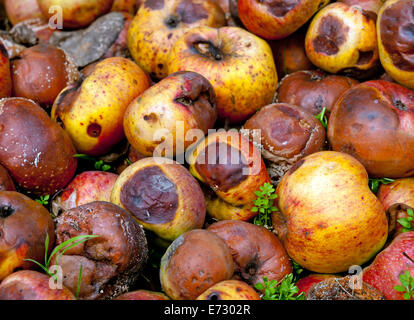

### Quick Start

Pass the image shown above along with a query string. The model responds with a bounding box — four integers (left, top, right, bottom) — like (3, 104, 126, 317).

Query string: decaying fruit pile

(0, 0, 413, 301)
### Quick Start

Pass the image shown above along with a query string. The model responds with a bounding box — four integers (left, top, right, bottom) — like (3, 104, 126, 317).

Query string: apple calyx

(0, 205, 15, 218)
(164, 15, 181, 28)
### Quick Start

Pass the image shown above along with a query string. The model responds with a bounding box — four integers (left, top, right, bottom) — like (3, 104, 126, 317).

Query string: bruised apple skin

(276, 70, 359, 116)
(377, 0, 414, 89)
(339, 0, 384, 16)
(0, 192, 55, 281)
(0, 43, 11, 99)
(238, 0, 329, 40)
(207, 220, 292, 287)
(328, 80, 414, 179)
(0, 270, 75, 300)
(11, 44, 80, 107)
(127, 0, 226, 80)
(5, 0, 45, 26)
(115, 290, 170, 300)
(377, 178, 414, 238)
(273, 151, 388, 273)
(243, 103, 325, 185)
(169, 26, 278, 124)
(196, 280, 260, 300)
(53, 201, 148, 300)
(0, 98, 77, 195)
(52, 57, 150, 156)
(0, 165, 15, 192)
(363, 231, 414, 300)
(111, 157, 206, 242)
(189, 131, 270, 221)
(37, 0, 114, 29)
(124, 71, 217, 157)
(160, 229, 234, 300)
(51, 171, 119, 217)
(305, 2, 380, 78)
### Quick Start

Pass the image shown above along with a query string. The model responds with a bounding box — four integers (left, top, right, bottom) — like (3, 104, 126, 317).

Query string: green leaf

(394, 285, 407, 292)
(254, 283, 265, 291)
(398, 218, 413, 229)
(76, 264, 83, 299)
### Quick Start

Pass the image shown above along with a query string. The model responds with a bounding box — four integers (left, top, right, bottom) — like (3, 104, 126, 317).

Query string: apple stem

(403, 252, 414, 264)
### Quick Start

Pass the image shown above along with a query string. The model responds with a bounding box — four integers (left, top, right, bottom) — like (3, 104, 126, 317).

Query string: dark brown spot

(313, 15, 349, 55)
(87, 123, 101, 138)
(380, 0, 414, 71)
(143, 113, 158, 122)
(195, 143, 248, 192)
(176, 0, 209, 24)
(145, 0, 164, 10)
(258, 0, 300, 18)
(120, 166, 178, 224)
(193, 42, 223, 61)
(157, 63, 164, 69)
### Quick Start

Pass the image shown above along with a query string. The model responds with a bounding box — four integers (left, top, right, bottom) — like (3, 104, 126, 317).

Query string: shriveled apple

(127, 0, 226, 79)
(188, 131, 270, 221)
(123, 71, 217, 158)
(377, 0, 414, 89)
(238, 0, 329, 40)
(328, 80, 414, 179)
(5, 0, 45, 26)
(160, 229, 234, 300)
(111, 157, 206, 241)
(305, 2, 379, 78)
(52, 57, 150, 156)
(273, 151, 388, 273)
(168, 26, 278, 124)
(196, 280, 260, 300)
(296, 274, 338, 295)
(0, 98, 77, 195)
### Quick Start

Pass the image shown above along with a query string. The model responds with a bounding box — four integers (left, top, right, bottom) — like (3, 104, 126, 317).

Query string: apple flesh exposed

(273, 151, 388, 273)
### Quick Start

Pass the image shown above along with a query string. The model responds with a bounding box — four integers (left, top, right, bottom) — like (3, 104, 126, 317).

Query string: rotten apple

(5, 0, 45, 26)
(196, 280, 260, 300)
(0, 42, 11, 99)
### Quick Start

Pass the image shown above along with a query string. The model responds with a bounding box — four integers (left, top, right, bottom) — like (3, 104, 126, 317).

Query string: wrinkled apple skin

(37, 0, 114, 29)
(296, 274, 338, 295)
(127, 0, 226, 79)
(52, 57, 150, 156)
(0, 270, 75, 300)
(363, 231, 414, 300)
(377, 178, 414, 238)
(5, 0, 45, 25)
(124, 71, 217, 157)
(273, 151, 388, 273)
(196, 280, 260, 300)
(115, 290, 170, 300)
(11, 44, 80, 107)
(0, 98, 77, 195)
(305, 2, 379, 77)
(238, 0, 329, 40)
(208, 220, 292, 287)
(168, 26, 278, 124)
(111, 157, 206, 241)
(377, 0, 414, 89)
(0, 192, 55, 281)
(52, 171, 118, 215)
(328, 80, 414, 179)
(188, 131, 270, 221)
(0, 43, 11, 99)
(160, 229, 234, 300)
(339, 0, 384, 15)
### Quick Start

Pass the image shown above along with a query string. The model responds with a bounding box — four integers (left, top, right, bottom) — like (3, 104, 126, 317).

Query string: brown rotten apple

(305, 2, 379, 78)
(0, 165, 15, 192)
(0, 98, 77, 195)
(168, 26, 278, 124)
(115, 290, 170, 300)
(124, 71, 217, 158)
(11, 44, 80, 107)
(196, 280, 260, 300)
(238, 0, 329, 40)
(5, 0, 45, 26)
(0, 42, 11, 99)
(273, 151, 388, 273)
(243, 103, 325, 185)
(37, 0, 114, 29)
(127, 0, 226, 79)
(111, 157, 206, 241)
(189, 131, 270, 221)
(52, 57, 150, 156)
(0, 270, 75, 300)
(276, 70, 359, 116)
(208, 220, 292, 287)
(53, 201, 148, 300)
(328, 80, 414, 179)
(363, 231, 414, 300)
(0, 192, 55, 281)
(377, 0, 414, 89)
(377, 178, 414, 238)
(160, 229, 234, 300)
